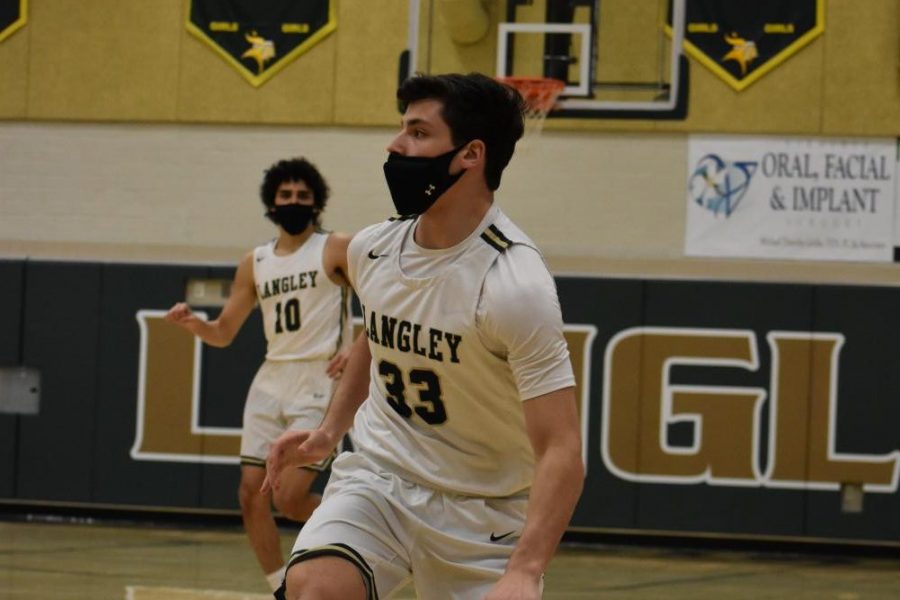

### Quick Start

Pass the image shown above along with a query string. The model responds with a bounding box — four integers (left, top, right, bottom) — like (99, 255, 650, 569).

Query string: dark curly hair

(397, 72, 525, 191)
(260, 158, 330, 226)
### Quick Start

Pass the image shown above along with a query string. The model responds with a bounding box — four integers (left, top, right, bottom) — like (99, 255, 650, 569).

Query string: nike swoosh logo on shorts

(490, 531, 515, 542)
(367, 250, 387, 259)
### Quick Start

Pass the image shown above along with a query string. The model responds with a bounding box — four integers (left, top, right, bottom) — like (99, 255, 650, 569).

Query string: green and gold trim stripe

(240, 449, 335, 472)
(305, 448, 337, 472)
(288, 543, 378, 599)
(334, 285, 350, 355)
(480, 224, 513, 252)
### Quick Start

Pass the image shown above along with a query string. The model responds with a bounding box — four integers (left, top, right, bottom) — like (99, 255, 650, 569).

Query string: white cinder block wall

(1, 122, 896, 284)
(0, 122, 685, 260)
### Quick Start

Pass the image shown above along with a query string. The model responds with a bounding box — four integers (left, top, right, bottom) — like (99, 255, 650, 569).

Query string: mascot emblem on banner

(667, 0, 824, 91)
(187, 0, 336, 87)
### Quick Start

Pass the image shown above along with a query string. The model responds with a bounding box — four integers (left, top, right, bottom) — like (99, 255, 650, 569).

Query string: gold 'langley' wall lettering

(603, 327, 899, 492)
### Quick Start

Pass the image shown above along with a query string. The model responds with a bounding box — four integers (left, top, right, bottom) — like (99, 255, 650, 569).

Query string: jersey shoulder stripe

(480, 223, 514, 252)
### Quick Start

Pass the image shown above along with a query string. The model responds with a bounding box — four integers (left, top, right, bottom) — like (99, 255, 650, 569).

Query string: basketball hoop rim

(497, 76, 566, 113)
(497, 75, 565, 86)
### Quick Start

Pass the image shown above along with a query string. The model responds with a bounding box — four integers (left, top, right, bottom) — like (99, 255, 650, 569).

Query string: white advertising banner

(685, 135, 897, 262)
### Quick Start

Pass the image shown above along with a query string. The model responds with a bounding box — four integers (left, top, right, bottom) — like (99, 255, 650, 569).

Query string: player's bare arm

(323, 231, 353, 287)
(163, 251, 257, 347)
(323, 231, 354, 378)
(263, 330, 371, 493)
(325, 346, 351, 379)
(487, 386, 584, 600)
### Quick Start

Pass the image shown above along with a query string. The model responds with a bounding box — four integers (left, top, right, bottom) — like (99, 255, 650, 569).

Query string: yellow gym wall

(0, 0, 407, 124)
(0, 1, 898, 286)
(0, 0, 897, 133)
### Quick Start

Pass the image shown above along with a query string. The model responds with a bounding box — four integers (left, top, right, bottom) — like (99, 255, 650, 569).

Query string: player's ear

(459, 140, 485, 167)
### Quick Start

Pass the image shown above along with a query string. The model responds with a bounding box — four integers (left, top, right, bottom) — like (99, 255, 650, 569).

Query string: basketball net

(498, 76, 565, 141)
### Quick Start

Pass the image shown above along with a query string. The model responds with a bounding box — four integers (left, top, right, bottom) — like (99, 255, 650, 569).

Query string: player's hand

(262, 429, 336, 493)
(326, 346, 351, 379)
(164, 302, 199, 327)
(483, 570, 542, 600)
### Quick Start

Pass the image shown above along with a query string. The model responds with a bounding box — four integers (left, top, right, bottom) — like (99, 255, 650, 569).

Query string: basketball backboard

(400, 0, 689, 121)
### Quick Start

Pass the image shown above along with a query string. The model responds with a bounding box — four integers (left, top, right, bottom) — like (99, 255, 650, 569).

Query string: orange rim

(497, 76, 566, 112)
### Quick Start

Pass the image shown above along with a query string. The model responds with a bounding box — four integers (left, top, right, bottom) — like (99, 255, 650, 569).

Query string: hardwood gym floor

(1, 520, 898, 599)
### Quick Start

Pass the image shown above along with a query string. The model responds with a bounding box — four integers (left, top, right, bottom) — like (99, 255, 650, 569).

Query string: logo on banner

(688, 154, 758, 217)
(0, 0, 26, 43)
(667, 0, 824, 91)
(187, 0, 336, 87)
(242, 32, 276, 75)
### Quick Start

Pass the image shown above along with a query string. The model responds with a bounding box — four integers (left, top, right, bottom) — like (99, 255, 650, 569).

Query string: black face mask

(267, 204, 316, 235)
(382, 144, 467, 217)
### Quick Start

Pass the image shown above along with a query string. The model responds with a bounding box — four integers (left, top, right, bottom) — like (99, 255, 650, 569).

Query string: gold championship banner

(187, 0, 336, 87)
(667, 0, 824, 91)
(0, 0, 26, 43)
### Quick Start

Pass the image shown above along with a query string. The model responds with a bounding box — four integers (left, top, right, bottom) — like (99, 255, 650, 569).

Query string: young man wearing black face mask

(164, 157, 353, 593)
(264, 74, 583, 600)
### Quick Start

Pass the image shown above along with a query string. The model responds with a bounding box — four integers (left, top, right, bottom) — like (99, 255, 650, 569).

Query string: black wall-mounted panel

(558, 276, 644, 531)
(92, 263, 208, 507)
(0, 260, 25, 497)
(805, 284, 900, 542)
(17, 262, 101, 502)
(198, 265, 266, 511)
(637, 280, 814, 537)
(3, 260, 899, 547)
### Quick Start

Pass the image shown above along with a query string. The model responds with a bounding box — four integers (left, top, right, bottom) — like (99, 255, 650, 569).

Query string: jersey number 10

(274, 298, 301, 334)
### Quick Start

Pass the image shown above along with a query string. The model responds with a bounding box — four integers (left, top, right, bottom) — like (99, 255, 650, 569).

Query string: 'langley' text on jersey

(362, 304, 462, 363)
(256, 270, 319, 300)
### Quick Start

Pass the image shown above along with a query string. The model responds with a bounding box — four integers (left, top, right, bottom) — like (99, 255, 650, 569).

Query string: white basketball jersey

(253, 232, 350, 361)
(348, 208, 547, 498)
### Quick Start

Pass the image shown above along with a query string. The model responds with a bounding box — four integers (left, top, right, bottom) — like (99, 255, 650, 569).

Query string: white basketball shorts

(240, 359, 335, 470)
(286, 452, 531, 599)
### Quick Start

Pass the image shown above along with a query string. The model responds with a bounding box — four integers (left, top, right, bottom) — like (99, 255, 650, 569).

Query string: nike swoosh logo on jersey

(489, 531, 515, 542)
(256, 255, 265, 262)
(367, 250, 388, 259)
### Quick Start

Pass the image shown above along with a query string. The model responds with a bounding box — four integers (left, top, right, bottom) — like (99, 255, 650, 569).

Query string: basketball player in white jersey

(264, 74, 584, 600)
(164, 158, 352, 593)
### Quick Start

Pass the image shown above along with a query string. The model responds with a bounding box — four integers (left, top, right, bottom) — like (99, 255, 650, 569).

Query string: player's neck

(273, 225, 315, 255)
(414, 184, 493, 250)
